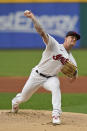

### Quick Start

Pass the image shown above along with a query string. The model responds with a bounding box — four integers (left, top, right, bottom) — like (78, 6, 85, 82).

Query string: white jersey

(34, 34, 77, 76)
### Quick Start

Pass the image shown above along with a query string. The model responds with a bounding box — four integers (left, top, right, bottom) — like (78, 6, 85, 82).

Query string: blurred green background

(0, 49, 87, 114)
(0, 49, 87, 76)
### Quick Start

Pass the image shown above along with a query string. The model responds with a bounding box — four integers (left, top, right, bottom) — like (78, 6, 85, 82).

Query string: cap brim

(66, 32, 80, 40)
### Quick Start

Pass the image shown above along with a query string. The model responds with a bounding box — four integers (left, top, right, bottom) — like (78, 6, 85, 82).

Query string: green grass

(0, 50, 42, 76)
(0, 49, 87, 76)
(0, 93, 87, 114)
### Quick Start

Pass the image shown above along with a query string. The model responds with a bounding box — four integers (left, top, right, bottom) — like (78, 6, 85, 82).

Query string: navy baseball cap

(66, 31, 80, 40)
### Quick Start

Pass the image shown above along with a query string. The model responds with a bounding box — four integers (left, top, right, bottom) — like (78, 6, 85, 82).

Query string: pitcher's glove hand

(61, 60, 77, 78)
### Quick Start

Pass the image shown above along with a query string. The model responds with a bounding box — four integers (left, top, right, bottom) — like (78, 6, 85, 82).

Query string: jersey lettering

(53, 54, 68, 65)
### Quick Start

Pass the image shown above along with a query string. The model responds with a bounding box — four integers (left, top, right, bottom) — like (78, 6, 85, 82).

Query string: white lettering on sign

(0, 11, 78, 38)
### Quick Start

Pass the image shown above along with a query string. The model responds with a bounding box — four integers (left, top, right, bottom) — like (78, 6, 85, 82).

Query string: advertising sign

(0, 3, 80, 48)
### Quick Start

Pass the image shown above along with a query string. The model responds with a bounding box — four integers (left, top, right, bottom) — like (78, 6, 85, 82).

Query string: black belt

(36, 70, 53, 78)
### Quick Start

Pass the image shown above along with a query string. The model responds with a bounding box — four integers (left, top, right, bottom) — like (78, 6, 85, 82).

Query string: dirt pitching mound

(0, 110, 87, 131)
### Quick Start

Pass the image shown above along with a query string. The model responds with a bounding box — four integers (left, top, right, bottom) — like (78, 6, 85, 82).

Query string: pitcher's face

(65, 36, 77, 47)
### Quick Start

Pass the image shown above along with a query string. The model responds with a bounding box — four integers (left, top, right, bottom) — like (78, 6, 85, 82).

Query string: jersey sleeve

(45, 34, 59, 51)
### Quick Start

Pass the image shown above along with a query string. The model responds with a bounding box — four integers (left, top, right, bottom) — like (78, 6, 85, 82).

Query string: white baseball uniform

(12, 34, 77, 117)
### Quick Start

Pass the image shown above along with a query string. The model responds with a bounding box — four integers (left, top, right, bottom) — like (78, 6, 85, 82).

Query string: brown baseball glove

(61, 60, 77, 78)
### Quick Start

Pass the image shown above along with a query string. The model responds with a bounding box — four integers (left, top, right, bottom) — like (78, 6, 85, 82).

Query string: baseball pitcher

(12, 10, 80, 125)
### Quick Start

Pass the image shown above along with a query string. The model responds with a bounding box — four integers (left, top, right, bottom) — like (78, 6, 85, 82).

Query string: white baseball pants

(12, 68, 62, 117)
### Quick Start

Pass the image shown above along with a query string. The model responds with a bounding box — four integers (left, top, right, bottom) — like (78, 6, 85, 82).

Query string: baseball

(24, 10, 30, 13)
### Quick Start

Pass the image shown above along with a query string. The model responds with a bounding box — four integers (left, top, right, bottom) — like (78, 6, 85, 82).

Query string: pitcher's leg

(12, 69, 47, 113)
(12, 70, 42, 112)
(12, 77, 40, 106)
(43, 77, 62, 124)
(12, 76, 40, 113)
